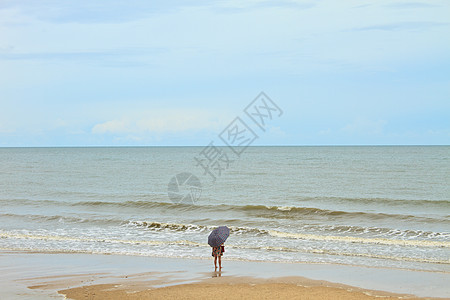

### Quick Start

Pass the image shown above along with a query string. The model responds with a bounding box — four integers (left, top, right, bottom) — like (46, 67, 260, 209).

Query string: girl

(212, 243, 225, 270)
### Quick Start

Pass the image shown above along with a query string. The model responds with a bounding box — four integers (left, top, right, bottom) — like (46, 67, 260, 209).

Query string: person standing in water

(208, 226, 229, 271)
(212, 243, 225, 270)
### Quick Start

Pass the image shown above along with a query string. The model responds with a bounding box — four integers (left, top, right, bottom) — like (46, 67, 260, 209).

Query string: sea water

(0, 146, 449, 273)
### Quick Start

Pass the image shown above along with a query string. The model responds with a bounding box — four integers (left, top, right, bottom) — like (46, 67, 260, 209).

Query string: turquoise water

(0, 146, 449, 272)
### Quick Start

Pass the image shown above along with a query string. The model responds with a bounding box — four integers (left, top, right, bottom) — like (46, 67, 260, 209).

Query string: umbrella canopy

(208, 226, 230, 247)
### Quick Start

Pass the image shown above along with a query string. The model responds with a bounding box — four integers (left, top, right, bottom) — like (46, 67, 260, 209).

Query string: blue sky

(0, 0, 449, 146)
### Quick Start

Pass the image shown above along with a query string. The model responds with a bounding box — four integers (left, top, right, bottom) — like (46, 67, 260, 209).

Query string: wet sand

(1, 251, 448, 299)
(58, 277, 420, 300)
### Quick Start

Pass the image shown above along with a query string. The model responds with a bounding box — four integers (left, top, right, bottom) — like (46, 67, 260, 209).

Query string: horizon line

(0, 144, 448, 148)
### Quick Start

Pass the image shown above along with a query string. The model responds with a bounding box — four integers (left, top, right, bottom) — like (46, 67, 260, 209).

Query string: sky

(0, 0, 449, 146)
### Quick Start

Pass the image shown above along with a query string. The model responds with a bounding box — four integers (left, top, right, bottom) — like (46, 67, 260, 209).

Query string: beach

(1, 251, 448, 299)
(58, 280, 415, 300)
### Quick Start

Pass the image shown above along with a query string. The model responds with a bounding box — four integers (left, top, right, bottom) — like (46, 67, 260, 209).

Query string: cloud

(0, 0, 204, 23)
(318, 128, 332, 135)
(341, 118, 387, 135)
(0, 122, 14, 134)
(0, 0, 317, 24)
(267, 126, 287, 138)
(385, 2, 439, 9)
(92, 120, 128, 134)
(0, 48, 167, 68)
(92, 109, 230, 135)
(350, 22, 448, 32)
(215, 0, 316, 12)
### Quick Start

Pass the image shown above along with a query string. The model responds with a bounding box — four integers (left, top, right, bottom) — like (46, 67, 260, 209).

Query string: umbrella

(208, 226, 230, 247)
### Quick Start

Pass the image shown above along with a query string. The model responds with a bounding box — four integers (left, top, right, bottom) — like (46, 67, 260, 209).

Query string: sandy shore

(1, 251, 448, 299)
(58, 278, 420, 300)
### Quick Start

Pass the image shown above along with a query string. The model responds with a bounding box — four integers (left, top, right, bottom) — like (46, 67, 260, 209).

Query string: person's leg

(214, 255, 217, 270)
(218, 255, 222, 269)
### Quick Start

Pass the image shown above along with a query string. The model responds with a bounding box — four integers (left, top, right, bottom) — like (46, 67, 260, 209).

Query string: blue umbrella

(208, 226, 230, 247)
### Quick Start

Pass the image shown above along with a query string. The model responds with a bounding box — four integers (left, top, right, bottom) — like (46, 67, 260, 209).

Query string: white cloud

(92, 119, 128, 134)
(318, 128, 332, 135)
(267, 126, 287, 138)
(341, 117, 387, 135)
(0, 123, 11, 134)
(92, 108, 231, 135)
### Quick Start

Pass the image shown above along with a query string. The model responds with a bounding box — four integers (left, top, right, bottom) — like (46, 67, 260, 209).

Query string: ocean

(0, 146, 449, 273)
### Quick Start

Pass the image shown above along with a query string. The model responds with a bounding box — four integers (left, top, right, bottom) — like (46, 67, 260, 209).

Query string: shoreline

(1, 251, 449, 299)
(2, 248, 447, 274)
